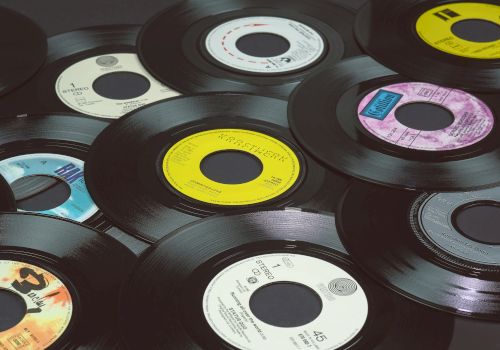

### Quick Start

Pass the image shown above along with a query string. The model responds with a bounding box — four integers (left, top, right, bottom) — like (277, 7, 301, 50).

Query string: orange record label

(0, 260, 73, 350)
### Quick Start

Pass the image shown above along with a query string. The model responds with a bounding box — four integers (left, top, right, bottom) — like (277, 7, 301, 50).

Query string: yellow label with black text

(162, 129, 301, 206)
(0, 260, 73, 350)
(416, 2, 500, 59)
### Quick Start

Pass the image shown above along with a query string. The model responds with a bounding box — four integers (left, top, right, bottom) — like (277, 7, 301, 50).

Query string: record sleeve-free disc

(338, 180, 500, 320)
(137, 0, 361, 99)
(85, 94, 350, 243)
(0, 7, 47, 98)
(121, 209, 456, 349)
(0, 25, 178, 119)
(354, 0, 500, 92)
(0, 212, 136, 349)
(0, 113, 111, 230)
(289, 56, 500, 191)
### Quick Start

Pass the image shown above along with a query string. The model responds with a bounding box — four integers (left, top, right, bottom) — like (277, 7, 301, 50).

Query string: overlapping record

(137, 0, 361, 99)
(0, 212, 136, 349)
(121, 209, 458, 349)
(0, 113, 111, 230)
(288, 56, 500, 191)
(0, 175, 15, 212)
(0, 25, 178, 119)
(354, 0, 500, 92)
(0, 7, 47, 98)
(85, 94, 350, 243)
(338, 181, 500, 320)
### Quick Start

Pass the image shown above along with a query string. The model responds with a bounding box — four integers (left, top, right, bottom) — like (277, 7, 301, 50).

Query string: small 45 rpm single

(85, 94, 349, 243)
(288, 56, 500, 191)
(0, 7, 47, 98)
(0, 113, 111, 230)
(121, 209, 456, 350)
(354, 0, 500, 92)
(0, 212, 136, 349)
(0, 25, 178, 119)
(338, 180, 500, 320)
(137, 0, 361, 99)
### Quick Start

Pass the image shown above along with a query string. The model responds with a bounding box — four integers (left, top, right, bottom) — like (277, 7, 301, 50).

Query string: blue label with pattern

(360, 89, 403, 120)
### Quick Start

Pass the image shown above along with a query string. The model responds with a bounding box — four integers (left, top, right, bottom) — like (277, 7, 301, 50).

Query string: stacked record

(0, 0, 498, 349)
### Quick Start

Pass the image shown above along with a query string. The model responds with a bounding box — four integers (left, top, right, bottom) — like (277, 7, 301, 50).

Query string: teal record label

(0, 153, 98, 222)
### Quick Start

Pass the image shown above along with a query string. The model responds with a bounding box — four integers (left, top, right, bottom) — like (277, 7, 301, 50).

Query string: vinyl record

(0, 25, 178, 119)
(0, 174, 15, 212)
(85, 94, 350, 243)
(0, 7, 47, 97)
(0, 113, 111, 230)
(121, 208, 457, 349)
(288, 56, 500, 191)
(354, 0, 500, 92)
(137, 0, 361, 99)
(338, 180, 500, 320)
(0, 212, 136, 349)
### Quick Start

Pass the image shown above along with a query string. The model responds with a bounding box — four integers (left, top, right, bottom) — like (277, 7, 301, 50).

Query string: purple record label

(357, 82, 494, 151)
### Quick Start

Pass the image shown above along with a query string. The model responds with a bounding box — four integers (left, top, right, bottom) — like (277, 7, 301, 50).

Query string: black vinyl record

(0, 212, 136, 349)
(0, 25, 178, 119)
(338, 180, 500, 320)
(288, 56, 500, 191)
(0, 113, 111, 230)
(354, 0, 500, 92)
(85, 94, 350, 243)
(121, 209, 459, 349)
(0, 174, 15, 212)
(137, 0, 361, 99)
(0, 7, 47, 97)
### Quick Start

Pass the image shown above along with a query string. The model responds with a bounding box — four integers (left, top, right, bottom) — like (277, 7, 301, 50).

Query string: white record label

(205, 16, 325, 74)
(203, 253, 368, 350)
(55, 53, 179, 119)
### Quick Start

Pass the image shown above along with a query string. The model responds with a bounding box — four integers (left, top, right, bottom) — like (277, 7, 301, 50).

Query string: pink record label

(357, 82, 495, 151)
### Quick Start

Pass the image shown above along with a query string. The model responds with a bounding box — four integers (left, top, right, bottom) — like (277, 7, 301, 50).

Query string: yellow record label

(0, 260, 73, 350)
(162, 129, 301, 206)
(416, 2, 500, 59)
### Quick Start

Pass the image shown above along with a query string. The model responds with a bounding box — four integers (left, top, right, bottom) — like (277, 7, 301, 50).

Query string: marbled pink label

(357, 82, 495, 151)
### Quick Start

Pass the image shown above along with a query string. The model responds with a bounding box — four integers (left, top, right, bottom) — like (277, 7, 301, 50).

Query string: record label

(0, 154, 98, 222)
(414, 187, 500, 266)
(0, 260, 73, 350)
(203, 253, 368, 350)
(205, 16, 325, 73)
(415, 2, 500, 59)
(358, 82, 494, 151)
(55, 53, 179, 119)
(162, 129, 301, 206)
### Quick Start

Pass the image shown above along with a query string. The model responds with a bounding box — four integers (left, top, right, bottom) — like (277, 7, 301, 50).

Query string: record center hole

(236, 33, 291, 57)
(0, 289, 27, 332)
(395, 102, 455, 131)
(249, 282, 323, 328)
(452, 201, 500, 245)
(92, 71, 151, 100)
(11, 175, 71, 211)
(451, 19, 500, 43)
(200, 150, 263, 185)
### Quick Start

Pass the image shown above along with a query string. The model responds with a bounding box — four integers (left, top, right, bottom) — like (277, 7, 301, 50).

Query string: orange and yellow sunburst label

(0, 260, 73, 350)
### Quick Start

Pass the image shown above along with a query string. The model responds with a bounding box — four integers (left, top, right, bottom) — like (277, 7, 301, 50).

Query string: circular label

(162, 129, 301, 206)
(55, 53, 180, 119)
(0, 153, 98, 222)
(357, 82, 494, 151)
(415, 187, 500, 266)
(205, 16, 325, 73)
(416, 2, 500, 59)
(0, 260, 73, 350)
(203, 253, 368, 350)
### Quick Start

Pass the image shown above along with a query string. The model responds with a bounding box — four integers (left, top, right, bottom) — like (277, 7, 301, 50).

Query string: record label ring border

(162, 129, 301, 206)
(415, 2, 500, 60)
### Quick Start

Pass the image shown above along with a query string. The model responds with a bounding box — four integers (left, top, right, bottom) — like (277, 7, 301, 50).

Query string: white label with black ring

(55, 53, 179, 119)
(203, 253, 368, 350)
(205, 16, 325, 73)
